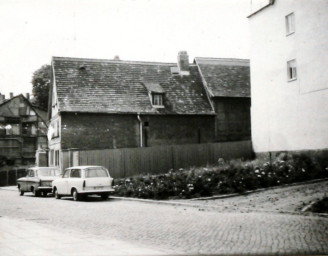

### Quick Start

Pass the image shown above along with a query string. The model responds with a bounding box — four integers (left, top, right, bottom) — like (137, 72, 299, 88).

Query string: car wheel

(18, 187, 24, 196)
(72, 189, 81, 201)
(32, 187, 41, 197)
(101, 193, 109, 200)
(54, 188, 61, 199)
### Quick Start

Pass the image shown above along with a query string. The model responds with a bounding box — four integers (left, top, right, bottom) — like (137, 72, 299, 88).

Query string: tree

(31, 64, 51, 110)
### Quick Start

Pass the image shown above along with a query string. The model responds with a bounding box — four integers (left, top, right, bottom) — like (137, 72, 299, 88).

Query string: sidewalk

(0, 216, 166, 256)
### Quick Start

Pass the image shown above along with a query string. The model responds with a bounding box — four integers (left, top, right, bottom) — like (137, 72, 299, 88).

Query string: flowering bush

(113, 153, 328, 200)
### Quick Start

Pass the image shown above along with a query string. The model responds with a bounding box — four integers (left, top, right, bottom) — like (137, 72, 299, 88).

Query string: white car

(52, 166, 114, 201)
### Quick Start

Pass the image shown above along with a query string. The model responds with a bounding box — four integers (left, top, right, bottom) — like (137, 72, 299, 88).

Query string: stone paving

(178, 179, 328, 214)
(0, 182, 328, 255)
(0, 216, 166, 256)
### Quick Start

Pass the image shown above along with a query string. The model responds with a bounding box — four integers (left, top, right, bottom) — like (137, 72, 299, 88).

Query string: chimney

(114, 55, 120, 61)
(10, 92, 13, 99)
(26, 93, 30, 100)
(177, 51, 189, 73)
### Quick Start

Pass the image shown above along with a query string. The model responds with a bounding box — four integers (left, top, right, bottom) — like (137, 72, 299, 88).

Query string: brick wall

(213, 97, 251, 142)
(141, 115, 215, 147)
(61, 113, 139, 150)
(60, 113, 215, 150)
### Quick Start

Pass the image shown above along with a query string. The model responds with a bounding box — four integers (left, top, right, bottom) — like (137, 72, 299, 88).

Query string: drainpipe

(137, 114, 143, 147)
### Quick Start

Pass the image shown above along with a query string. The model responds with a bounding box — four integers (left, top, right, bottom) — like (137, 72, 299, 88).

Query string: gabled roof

(52, 57, 215, 115)
(194, 57, 250, 98)
(0, 94, 48, 125)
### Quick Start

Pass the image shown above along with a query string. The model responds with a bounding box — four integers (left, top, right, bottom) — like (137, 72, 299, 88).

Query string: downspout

(137, 114, 143, 147)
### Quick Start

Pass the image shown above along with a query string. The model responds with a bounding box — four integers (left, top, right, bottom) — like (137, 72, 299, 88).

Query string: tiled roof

(52, 57, 214, 115)
(0, 94, 48, 124)
(194, 57, 250, 98)
(143, 83, 165, 93)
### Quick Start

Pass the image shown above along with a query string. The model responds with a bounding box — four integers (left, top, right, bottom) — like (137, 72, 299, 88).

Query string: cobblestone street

(178, 180, 328, 214)
(1, 181, 328, 255)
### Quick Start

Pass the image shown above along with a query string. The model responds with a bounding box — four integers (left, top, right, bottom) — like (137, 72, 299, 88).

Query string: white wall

(249, 0, 328, 152)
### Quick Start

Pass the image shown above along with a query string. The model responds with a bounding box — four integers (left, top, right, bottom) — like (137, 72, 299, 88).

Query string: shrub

(307, 197, 328, 214)
(113, 153, 328, 200)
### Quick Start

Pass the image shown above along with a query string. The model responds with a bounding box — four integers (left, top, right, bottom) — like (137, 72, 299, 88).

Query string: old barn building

(48, 52, 250, 169)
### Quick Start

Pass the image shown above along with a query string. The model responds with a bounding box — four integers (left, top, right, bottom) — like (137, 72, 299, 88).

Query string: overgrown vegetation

(31, 64, 51, 110)
(113, 153, 328, 200)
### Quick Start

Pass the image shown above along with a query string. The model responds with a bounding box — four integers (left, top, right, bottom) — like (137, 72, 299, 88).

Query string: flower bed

(113, 153, 328, 200)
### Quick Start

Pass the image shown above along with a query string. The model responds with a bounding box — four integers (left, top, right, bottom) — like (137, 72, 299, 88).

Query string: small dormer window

(152, 93, 163, 106)
(143, 82, 165, 108)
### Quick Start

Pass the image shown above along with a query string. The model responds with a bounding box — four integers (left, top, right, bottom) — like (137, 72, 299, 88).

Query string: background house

(195, 57, 251, 142)
(48, 52, 250, 170)
(248, 0, 328, 155)
(0, 93, 48, 166)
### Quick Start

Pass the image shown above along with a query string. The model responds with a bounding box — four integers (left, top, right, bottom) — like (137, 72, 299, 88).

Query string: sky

(0, 0, 252, 98)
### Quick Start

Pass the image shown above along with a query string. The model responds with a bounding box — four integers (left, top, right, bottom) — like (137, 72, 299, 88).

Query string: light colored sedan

(17, 167, 61, 197)
(52, 166, 114, 201)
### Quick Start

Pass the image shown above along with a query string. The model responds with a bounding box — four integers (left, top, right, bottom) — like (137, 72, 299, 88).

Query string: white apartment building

(248, 0, 328, 153)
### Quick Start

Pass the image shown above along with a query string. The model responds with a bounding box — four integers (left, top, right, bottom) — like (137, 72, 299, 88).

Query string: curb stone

(189, 177, 328, 201)
(111, 195, 328, 218)
(112, 178, 328, 217)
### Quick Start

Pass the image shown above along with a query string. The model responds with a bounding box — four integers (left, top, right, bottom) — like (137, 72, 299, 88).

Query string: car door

(58, 169, 70, 195)
(24, 169, 35, 191)
(19, 169, 29, 191)
(69, 169, 82, 192)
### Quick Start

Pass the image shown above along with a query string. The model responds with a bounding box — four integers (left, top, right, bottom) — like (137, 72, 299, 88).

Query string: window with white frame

(52, 120, 59, 138)
(55, 150, 59, 166)
(152, 93, 163, 106)
(285, 13, 295, 35)
(49, 149, 54, 166)
(287, 59, 297, 81)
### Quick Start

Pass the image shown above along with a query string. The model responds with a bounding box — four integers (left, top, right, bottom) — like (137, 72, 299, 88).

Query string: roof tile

(195, 57, 250, 97)
(52, 57, 214, 115)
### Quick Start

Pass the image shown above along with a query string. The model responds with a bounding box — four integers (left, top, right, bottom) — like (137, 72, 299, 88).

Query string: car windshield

(37, 169, 61, 177)
(84, 167, 109, 178)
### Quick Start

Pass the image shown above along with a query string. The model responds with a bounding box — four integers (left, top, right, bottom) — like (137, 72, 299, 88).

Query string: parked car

(17, 167, 61, 197)
(52, 166, 114, 201)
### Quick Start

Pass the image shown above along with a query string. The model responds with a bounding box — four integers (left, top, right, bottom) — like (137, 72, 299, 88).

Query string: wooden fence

(0, 167, 28, 186)
(63, 140, 253, 178)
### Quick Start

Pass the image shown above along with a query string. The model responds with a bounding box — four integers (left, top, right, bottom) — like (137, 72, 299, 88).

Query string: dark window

(70, 169, 81, 178)
(22, 123, 30, 135)
(28, 170, 35, 177)
(287, 59, 297, 81)
(0, 126, 5, 137)
(84, 167, 109, 178)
